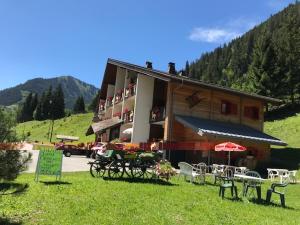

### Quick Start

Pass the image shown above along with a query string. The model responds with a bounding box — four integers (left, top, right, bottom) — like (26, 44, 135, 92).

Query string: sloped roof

(175, 115, 286, 146)
(105, 58, 281, 104)
(86, 117, 122, 136)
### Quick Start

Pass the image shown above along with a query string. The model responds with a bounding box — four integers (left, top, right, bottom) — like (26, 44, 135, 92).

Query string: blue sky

(0, 0, 294, 90)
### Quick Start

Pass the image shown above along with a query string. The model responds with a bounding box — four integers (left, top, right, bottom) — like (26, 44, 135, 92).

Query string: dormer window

(244, 106, 259, 120)
(221, 100, 237, 115)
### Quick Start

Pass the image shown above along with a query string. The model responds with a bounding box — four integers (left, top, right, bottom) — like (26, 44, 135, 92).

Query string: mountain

(186, 3, 300, 106)
(0, 76, 98, 109)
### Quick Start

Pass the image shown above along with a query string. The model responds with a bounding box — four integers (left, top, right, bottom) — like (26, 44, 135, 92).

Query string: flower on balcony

(128, 83, 135, 88)
(107, 96, 113, 101)
(113, 112, 121, 118)
(123, 108, 129, 113)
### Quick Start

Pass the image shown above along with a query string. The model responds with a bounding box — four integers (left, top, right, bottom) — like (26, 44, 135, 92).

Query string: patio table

(234, 174, 266, 200)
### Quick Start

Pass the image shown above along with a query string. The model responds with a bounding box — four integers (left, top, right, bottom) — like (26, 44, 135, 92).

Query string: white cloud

(189, 28, 241, 43)
(189, 17, 257, 44)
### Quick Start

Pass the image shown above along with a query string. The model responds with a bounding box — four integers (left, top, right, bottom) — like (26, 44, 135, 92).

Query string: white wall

(114, 67, 126, 94)
(106, 84, 115, 98)
(131, 74, 154, 143)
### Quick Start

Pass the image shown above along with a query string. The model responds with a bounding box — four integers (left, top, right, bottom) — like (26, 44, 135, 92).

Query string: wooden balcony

(123, 110, 134, 123)
(124, 83, 136, 99)
(150, 106, 166, 123)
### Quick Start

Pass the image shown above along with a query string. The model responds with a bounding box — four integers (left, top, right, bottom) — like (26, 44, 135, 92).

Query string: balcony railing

(114, 90, 123, 104)
(150, 106, 166, 123)
(106, 97, 113, 108)
(123, 110, 134, 123)
(124, 83, 136, 99)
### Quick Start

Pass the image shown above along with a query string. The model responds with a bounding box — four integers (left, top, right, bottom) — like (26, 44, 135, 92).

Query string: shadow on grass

(0, 217, 22, 225)
(249, 198, 298, 211)
(40, 181, 72, 186)
(0, 183, 29, 195)
(103, 177, 177, 186)
(265, 103, 300, 121)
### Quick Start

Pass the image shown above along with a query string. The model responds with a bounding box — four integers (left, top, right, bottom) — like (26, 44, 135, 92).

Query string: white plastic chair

(267, 168, 279, 181)
(289, 170, 297, 184)
(178, 162, 203, 183)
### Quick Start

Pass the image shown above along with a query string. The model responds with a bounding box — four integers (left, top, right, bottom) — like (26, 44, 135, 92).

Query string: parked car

(55, 143, 93, 157)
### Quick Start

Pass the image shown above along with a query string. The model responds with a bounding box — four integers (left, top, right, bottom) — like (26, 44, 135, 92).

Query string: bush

(0, 150, 31, 181)
(0, 109, 31, 181)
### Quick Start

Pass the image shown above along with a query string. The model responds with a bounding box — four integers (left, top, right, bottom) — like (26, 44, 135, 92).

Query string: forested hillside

(186, 3, 300, 106)
(0, 76, 98, 108)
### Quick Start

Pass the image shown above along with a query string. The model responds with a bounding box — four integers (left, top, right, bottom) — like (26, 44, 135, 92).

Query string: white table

(234, 174, 266, 200)
(234, 174, 266, 182)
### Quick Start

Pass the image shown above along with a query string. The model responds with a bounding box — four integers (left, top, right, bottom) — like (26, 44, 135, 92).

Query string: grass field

(0, 172, 299, 225)
(265, 113, 300, 148)
(16, 113, 95, 144)
(15, 111, 300, 149)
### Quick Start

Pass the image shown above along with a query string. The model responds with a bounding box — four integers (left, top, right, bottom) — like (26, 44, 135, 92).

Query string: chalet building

(87, 58, 286, 168)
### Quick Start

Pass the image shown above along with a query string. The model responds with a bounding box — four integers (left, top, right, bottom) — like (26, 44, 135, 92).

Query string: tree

(73, 96, 86, 113)
(17, 92, 34, 122)
(31, 93, 38, 114)
(34, 101, 43, 121)
(0, 109, 31, 181)
(185, 61, 190, 77)
(42, 86, 53, 119)
(88, 90, 100, 112)
(52, 84, 65, 119)
(0, 109, 18, 142)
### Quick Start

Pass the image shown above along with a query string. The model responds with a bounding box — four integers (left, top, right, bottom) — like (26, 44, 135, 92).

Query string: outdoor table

(234, 174, 266, 200)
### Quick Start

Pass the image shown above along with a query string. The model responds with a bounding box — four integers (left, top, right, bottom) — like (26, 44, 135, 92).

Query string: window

(244, 106, 259, 120)
(109, 126, 120, 141)
(221, 100, 237, 115)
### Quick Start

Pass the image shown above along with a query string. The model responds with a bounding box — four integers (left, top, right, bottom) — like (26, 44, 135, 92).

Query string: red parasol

(214, 142, 247, 165)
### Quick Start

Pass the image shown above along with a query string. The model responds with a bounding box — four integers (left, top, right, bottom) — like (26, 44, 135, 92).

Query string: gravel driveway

(25, 150, 92, 173)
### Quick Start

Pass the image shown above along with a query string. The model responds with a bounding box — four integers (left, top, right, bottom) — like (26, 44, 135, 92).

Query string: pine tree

(52, 84, 65, 119)
(17, 92, 34, 122)
(42, 86, 53, 119)
(73, 96, 86, 113)
(34, 102, 43, 121)
(88, 90, 100, 112)
(185, 61, 190, 77)
(31, 93, 38, 115)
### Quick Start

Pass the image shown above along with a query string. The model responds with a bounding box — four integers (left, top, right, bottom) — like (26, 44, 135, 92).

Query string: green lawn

(16, 113, 95, 144)
(265, 113, 300, 148)
(1, 172, 299, 225)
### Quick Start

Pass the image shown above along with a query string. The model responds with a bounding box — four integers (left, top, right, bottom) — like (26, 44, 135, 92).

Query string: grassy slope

(1, 172, 299, 225)
(265, 113, 300, 148)
(16, 113, 95, 144)
(16, 112, 300, 147)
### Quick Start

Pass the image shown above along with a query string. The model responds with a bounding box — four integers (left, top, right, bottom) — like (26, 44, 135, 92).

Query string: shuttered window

(244, 106, 259, 120)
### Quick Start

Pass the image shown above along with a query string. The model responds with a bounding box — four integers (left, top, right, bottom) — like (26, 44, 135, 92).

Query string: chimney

(168, 62, 176, 75)
(146, 61, 153, 69)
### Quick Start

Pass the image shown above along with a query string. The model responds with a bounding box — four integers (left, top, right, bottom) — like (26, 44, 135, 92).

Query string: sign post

(35, 150, 63, 182)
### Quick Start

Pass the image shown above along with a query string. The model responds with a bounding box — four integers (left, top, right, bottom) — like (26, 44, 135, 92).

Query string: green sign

(35, 150, 63, 181)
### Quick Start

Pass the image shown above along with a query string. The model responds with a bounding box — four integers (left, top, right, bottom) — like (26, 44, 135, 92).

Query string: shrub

(0, 150, 32, 181)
